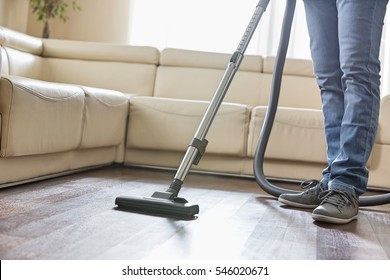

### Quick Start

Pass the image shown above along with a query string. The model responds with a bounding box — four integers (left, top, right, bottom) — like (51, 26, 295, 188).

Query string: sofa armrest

(0, 26, 43, 55)
(0, 76, 84, 157)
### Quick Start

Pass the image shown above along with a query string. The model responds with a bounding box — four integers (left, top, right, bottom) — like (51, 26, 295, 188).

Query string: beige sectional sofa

(1, 26, 389, 191)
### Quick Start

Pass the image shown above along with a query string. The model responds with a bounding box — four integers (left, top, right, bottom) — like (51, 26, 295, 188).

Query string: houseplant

(29, 0, 81, 38)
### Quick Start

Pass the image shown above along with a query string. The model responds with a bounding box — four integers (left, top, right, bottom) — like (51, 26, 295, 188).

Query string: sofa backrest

(154, 48, 264, 106)
(0, 27, 45, 79)
(154, 48, 322, 109)
(261, 57, 321, 109)
(1, 26, 321, 109)
(41, 39, 160, 96)
(0, 26, 160, 97)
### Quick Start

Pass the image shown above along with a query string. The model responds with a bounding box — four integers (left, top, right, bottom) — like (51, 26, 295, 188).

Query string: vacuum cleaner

(115, 0, 390, 218)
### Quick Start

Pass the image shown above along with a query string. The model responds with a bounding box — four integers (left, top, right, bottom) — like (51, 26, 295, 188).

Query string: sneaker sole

(278, 197, 319, 209)
(312, 213, 358, 224)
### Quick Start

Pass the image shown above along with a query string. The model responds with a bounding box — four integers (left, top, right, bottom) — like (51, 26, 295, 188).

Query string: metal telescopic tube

(172, 0, 270, 185)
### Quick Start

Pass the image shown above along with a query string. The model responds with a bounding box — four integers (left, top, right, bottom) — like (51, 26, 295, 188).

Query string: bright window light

(129, 0, 389, 94)
(128, 0, 310, 58)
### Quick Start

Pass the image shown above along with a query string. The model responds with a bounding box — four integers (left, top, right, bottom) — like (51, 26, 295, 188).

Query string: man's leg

(328, 0, 388, 196)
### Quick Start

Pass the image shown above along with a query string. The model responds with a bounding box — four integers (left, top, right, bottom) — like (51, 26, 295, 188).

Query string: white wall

(27, 0, 133, 43)
(0, 0, 133, 43)
(0, 0, 29, 33)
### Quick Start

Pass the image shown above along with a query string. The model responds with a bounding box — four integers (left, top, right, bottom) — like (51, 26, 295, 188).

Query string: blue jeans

(303, 0, 388, 196)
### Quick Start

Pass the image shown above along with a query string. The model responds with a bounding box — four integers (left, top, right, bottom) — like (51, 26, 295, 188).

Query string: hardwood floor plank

(142, 194, 256, 259)
(241, 200, 318, 260)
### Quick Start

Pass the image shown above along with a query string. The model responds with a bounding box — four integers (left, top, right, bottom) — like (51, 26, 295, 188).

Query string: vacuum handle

(237, 0, 270, 54)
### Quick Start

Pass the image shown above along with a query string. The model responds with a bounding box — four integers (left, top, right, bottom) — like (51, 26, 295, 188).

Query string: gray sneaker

(278, 180, 328, 209)
(312, 190, 359, 224)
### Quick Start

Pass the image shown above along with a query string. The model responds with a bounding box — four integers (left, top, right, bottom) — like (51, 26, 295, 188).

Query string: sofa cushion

(263, 57, 315, 77)
(259, 73, 322, 110)
(154, 48, 264, 106)
(42, 39, 159, 64)
(0, 76, 84, 157)
(44, 58, 157, 96)
(2, 47, 45, 79)
(80, 86, 129, 148)
(41, 40, 160, 96)
(1, 27, 44, 79)
(154, 66, 264, 106)
(127, 96, 251, 156)
(260, 57, 321, 110)
(159, 48, 262, 70)
(248, 106, 327, 163)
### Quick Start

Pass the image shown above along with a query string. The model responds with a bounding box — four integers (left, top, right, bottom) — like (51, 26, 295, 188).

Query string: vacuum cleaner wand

(115, 0, 271, 218)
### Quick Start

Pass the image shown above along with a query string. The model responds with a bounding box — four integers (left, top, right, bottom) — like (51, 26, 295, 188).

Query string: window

(129, 0, 310, 58)
(129, 0, 389, 95)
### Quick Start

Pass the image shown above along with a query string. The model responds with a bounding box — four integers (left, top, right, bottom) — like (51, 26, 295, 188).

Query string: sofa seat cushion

(127, 96, 251, 156)
(248, 106, 327, 163)
(0, 76, 84, 157)
(80, 86, 129, 148)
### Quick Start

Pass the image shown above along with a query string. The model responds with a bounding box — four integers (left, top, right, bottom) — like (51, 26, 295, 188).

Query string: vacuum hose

(253, 0, 390, 206)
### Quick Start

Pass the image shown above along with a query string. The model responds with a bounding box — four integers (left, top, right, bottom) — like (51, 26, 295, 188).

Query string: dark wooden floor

(0, 165, 389, 260)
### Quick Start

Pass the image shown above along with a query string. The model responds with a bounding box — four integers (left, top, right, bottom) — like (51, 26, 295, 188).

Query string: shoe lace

(321, 190, 359, 208)
(300, 179, 327, 196)
(300, 179, 320, 189)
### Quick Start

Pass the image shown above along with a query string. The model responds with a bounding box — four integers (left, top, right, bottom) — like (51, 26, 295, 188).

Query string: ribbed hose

(253, 0, 390, 206)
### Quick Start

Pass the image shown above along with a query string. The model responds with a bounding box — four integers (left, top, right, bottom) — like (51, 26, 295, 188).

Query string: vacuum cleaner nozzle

(115, 191, 199, 218)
